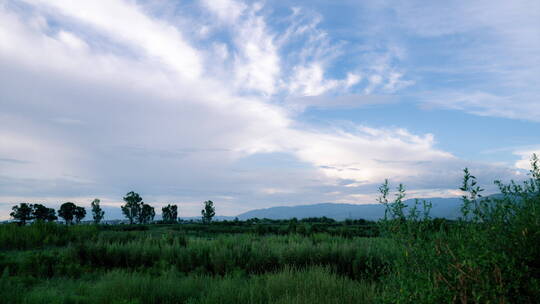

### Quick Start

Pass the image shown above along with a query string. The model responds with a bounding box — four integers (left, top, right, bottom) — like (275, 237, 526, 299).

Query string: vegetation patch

(1, 155, 539, 303)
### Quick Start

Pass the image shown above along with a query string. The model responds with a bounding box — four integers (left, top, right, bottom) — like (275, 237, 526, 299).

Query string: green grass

(0, 221, 99, 250)
(2, 267, 378, 304)
(0, 231, 397, 280)
(0, 224, 389, 303)
(1, 155, 539, 303)
(375, 158, 540, 303)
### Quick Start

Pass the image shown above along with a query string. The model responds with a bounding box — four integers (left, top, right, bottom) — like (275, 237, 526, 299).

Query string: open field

(0, 223, 392, 303)
(2, 159, 540, 303)
(1, 208, 538, 304)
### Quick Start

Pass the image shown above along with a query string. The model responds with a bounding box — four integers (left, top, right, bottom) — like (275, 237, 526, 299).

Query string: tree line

(9, 191, 216, 225)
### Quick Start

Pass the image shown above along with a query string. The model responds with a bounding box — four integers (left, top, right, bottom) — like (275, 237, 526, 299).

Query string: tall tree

(121, 191, 143, 224)
(32, 204, 57, 222)
(10, 203, 34, 225)
(91, 198, 105, 224)
(139, 203, 155, 224)
(59, 202, 77, 225)
(47, 208, 58, 222)
(201, 200, 215, 224)
(74, 206, 86, 223)
(162, 204, 178, 223)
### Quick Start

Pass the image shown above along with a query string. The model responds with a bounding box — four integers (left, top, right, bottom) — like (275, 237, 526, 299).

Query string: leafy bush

(381, 154, 540, 303)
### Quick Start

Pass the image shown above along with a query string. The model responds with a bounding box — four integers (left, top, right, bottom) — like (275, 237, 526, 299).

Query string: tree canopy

(32, 204, 57, 222)
(121, 192, 154, 224)
(201, 200, 216, 224)
(91, 198, 105, 224)
(121, 191, 143, 224)
(139, 203, 155, 224)
(59, 202, 77, 225)
(74, 206, 86, 223)
(162, 204, 178, 223)
(10, 203, 34, 225)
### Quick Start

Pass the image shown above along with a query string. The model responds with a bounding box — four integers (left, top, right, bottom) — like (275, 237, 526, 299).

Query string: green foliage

(75, 206, 87, 223)
(377, 181, 433, 239)
(59, 202, 78, 225)
(32, 204, 57, 222)
(380, 154, 540, 303)
(0, 222, 98, 250)
(201, 200, 215, 224)
(91, 199, 105, 224)
(120, 192, 155, 224)
(139, 203, 155, 224)
(121, 192, 143, 224)
(10, 203, 33, 225)
(169, 219, 378, 237)
(1, 267, 378, 304)
(1, 229, 395, 278)
(0, 222, 395, 303)
(459, 168, 484, 221)
(161, 204, 178, 223)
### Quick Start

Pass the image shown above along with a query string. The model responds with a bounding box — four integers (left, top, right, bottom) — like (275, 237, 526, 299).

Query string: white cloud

(232, 11, 280, 95)
(23, 0, 203, 79)
(201, 0, 281, 95)
(287, 127, 454, 184)
(424, 91, 540, 121)
(379, 0, 540, 121)
(514, 148, 540, 171)
(57, 30, 87, 50)
(285, 94, 394, 112)
(288, 63, 339, 96)
(383, 72, 413, 92)
(345, 73, 361, 88)
(201, 0, 247, 24)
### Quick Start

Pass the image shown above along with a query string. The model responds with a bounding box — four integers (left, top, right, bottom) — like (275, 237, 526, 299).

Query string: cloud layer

(0, 0, 534, 218)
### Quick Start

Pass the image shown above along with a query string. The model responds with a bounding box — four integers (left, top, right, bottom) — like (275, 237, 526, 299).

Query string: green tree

(121, 191, 143, 224)
(201, 200, 215, 224)
(91, 198, 105, 224)
(161, 204, 178, 223)
(32, 204, 57, 222)
(139, 203, 155, 224)
(58, 202, 77, 225)
(10, 203, 34, 225)
(74, 206, 86, 223)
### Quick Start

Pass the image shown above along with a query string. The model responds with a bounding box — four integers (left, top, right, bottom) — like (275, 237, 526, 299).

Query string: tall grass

(0, 222, 98, 250)
(0, 233, 397, 281)
(2, 266, 378, 304)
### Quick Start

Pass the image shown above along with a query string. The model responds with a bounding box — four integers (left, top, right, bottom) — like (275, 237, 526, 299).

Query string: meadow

(1, 156, 539, 303)
(0, 222, 392, 303)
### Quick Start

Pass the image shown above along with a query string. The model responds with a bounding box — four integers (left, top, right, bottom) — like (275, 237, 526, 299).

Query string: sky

(1, 0, 539, 219)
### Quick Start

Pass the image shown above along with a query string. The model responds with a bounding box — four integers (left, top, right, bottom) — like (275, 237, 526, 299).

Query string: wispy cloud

(0, 0, 531, 218)
(379, 0, 540, 121)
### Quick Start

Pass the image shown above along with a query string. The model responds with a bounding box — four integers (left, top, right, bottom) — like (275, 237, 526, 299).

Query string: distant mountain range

(234, 197, 463, 221)
(175, 197, 463, 221)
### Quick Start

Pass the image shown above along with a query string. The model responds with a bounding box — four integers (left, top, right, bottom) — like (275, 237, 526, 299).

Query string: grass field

(0, 223, 392, 303)
(1, 159, 539, 303)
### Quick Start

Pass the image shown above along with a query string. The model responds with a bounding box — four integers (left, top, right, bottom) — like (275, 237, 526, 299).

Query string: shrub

(381, 154, 540, 303)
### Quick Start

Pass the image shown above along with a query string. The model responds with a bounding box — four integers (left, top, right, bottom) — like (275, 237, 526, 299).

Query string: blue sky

(0, 0, 539, 218)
